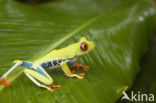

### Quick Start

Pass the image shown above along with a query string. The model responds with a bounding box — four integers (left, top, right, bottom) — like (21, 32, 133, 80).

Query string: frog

(0, 37, 95, 92)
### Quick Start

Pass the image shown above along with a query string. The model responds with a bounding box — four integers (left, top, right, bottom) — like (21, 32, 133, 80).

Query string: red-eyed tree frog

(0, 37, 95, 92)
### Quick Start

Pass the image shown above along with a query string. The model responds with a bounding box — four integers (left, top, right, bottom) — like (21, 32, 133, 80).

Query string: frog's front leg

(61, 62, 84, 79)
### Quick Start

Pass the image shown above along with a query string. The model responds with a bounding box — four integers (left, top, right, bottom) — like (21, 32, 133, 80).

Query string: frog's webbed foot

(70, 64, 89, 72)
(0, 78, 11, 87)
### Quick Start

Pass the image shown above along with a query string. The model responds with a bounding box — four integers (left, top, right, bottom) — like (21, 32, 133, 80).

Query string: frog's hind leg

(0, 60, 23, 87)
(24, 68, 54, 92)
(0, 60, 22, 79)
(24, 71, 54, 92)
(24, 66, 61, 92)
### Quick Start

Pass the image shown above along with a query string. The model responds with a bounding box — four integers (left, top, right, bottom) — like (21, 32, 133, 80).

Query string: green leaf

(0, 0, 155, 103)
(120, 34, 156, 103)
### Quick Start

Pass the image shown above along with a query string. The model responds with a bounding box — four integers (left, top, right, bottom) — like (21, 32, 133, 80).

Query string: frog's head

(75, 37, 95, 57)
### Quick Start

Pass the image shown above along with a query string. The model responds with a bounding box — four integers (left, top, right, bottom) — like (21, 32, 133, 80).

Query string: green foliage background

(0, 0, 155, 103)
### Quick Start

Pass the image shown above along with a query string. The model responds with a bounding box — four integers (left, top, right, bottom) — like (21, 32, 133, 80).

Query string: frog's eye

(80, 42, 88, 51)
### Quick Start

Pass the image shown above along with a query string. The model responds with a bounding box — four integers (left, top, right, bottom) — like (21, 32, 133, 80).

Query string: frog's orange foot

(70, 64, 89, 72)
(0, 78, 11, 87)
(48, 84, 62, 88)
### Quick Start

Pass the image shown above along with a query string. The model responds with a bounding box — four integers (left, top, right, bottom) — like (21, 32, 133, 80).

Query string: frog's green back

(41, 44, 78, 59)
(35, 37, 95, 64)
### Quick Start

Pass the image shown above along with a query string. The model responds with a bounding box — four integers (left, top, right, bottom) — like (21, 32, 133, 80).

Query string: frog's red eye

(80, 42, 88, 51)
